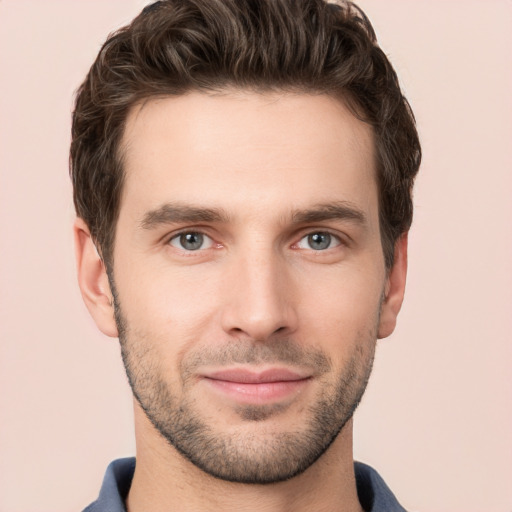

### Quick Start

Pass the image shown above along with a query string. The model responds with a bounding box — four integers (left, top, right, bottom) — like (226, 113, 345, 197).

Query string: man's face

(109, 91, 394, 483)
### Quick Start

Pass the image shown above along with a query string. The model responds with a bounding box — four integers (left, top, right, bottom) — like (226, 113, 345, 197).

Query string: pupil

(309, 232, 330, 250)
(181, 232, 203, 250)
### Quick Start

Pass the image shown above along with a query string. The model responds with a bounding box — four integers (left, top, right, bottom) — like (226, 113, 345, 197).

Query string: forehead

(119, 90, 377, 223)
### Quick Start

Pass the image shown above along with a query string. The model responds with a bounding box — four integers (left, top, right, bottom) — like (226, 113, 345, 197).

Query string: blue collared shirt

(83, 457, 407, 511)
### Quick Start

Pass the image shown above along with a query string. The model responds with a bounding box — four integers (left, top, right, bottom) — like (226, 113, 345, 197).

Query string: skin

(74, 90, 407, 512)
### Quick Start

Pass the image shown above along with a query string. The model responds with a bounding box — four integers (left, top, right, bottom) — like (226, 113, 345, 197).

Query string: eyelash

(167, 229, 346, 253)
(167, 231, 217, 252)
(294, 231, 343, 251)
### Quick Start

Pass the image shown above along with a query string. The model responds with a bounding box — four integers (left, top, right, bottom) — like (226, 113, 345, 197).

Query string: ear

(378, 233, 408, 339)
(73, 218, 118, 338)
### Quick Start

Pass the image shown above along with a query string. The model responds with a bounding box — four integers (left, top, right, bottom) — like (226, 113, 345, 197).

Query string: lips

(205, 368, 309, 383)
(201, 368, 311, 404)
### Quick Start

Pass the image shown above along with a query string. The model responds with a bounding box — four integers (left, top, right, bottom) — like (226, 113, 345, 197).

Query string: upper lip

(203, 368, 311, 384)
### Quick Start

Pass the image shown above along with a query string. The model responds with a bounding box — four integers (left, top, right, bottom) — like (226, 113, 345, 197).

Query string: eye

(296, 232, 341, 251)
(169, 232, 214, 251)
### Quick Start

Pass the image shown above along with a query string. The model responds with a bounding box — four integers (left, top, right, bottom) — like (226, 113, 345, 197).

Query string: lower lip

(203, 378, 310, 404)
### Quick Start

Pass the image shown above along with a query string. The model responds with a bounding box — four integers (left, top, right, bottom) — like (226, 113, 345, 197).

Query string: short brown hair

(70, 0, 421, 269)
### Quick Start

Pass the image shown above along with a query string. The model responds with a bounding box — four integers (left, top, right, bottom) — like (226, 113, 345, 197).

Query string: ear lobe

(73, 218, 119, 338)
(378, 233, 408, 339)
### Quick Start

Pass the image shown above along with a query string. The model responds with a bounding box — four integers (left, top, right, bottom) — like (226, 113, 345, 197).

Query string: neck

(126, 402, 363, 512)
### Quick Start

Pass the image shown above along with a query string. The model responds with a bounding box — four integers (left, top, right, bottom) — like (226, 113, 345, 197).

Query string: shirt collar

(83, 458, 407, 512)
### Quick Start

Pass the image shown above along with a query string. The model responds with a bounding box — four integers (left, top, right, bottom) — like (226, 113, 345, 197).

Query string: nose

(220, 249, 298, 341)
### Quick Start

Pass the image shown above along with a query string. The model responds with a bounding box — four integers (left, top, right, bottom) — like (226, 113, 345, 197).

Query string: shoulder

(354, 462, 408, 512)
(82, 457, 136, 512)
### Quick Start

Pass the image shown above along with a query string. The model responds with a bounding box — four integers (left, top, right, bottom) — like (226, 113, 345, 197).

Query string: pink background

(1, 1, 511, 511)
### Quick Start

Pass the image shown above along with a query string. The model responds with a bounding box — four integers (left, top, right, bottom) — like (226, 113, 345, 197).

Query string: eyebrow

(139, 200, 367, 230)
(140, 203, 230, 229)
(291, 201, 367, 226)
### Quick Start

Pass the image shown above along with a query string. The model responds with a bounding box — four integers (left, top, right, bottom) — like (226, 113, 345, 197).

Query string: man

(71, 0, 421, 510)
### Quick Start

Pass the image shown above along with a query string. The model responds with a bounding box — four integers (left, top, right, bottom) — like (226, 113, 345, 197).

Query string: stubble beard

(112, 284, 377, 484)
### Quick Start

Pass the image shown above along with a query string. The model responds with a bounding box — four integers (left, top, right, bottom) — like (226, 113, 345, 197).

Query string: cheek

(114, 244, 385, 364)
(116, 268, 225, 392)
(115, 258, 208, 320)
(296, 263, 384, 354)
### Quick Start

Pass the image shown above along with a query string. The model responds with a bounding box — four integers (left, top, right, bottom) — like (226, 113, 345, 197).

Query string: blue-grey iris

(180, 232, 204, 250)
(308, 232, 331, 250)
